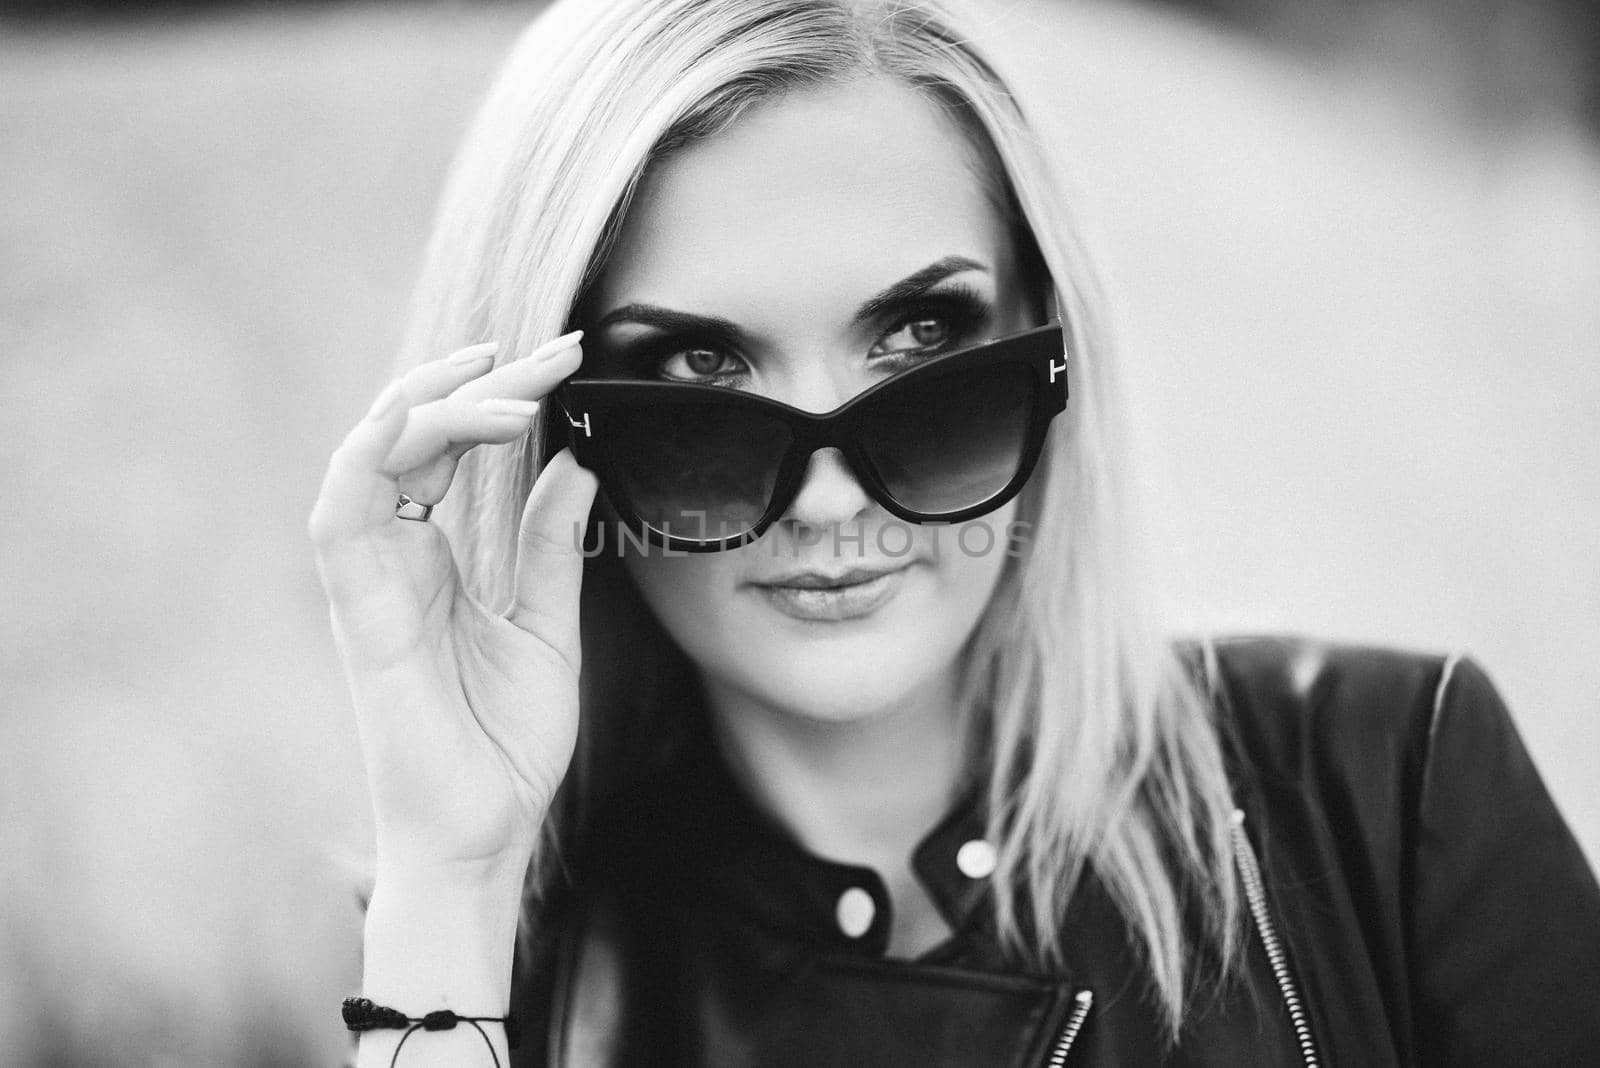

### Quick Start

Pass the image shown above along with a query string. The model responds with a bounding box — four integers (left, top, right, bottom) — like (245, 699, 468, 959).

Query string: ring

(395, 494, 433, 522)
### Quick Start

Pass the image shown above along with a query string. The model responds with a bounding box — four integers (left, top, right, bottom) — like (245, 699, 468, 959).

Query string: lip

(760, 565, 903, 589)
(752, 565, 909, 622)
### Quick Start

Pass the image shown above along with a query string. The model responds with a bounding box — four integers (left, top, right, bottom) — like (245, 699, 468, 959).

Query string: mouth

(761, 566, 903, 590)
(752, 565, 910, 622)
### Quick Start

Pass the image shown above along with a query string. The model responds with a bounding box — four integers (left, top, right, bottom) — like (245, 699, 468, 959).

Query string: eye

(658, 347, 744, 382)
(872, 315, 954, 357)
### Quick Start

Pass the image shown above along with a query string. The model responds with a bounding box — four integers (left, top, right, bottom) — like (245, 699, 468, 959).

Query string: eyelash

(623, 285, 994, 383)
(871, 285, 990, 371)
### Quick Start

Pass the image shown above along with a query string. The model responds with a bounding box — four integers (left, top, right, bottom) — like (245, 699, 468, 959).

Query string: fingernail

(533, 329, 584, 361)
(368, 379, 405, 418)
(479, 398, 540, 420)
(449, 341, 499, 366)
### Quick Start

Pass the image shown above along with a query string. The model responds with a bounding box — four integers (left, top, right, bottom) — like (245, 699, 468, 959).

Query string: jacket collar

(638, 728, 999, 960)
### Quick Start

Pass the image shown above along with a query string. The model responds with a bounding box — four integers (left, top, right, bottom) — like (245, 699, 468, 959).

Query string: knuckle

(381, 374, 411, 403)
(328, 439, 364, 471)
(306, 503, 341, 547)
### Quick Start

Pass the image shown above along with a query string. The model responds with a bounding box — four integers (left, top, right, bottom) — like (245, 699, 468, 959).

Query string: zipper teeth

(1042, 989, 1093, 1068)
(1231, 810, 1320, 1068)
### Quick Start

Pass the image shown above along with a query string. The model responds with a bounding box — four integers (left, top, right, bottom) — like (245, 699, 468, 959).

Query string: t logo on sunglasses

(552, 323, 1068, 552)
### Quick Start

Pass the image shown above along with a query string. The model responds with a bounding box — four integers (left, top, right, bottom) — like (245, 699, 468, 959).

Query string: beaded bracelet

(342, 996, 520, 1068)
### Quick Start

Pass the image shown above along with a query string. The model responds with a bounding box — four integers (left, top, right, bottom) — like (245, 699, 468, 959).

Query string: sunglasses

(550, 323, 1068, 552)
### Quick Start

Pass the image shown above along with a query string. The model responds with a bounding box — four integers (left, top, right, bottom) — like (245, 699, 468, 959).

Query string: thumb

(507, 447, 599, 662)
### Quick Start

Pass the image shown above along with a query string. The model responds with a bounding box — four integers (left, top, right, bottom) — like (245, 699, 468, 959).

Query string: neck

(701, 671, 969, 869)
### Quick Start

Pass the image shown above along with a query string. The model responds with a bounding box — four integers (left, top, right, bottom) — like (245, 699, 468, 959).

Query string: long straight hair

(400, 0, 1241, 1038)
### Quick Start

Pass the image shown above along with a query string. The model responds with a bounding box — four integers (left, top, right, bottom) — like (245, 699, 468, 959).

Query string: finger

(307, 379, 411, 547)
(507, 448, 600, 664)
(308, 339, 496, 551)
(383, 396, 541, 481)
(378, 331, 583, 504)
(394, 454, 461, 512)
(449, 330, 583, 405)
(398, 341, 501, 404)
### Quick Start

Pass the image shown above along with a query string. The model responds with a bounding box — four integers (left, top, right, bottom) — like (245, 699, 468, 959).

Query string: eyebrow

(851, 255, 989, 323)
(593, 303, 744, 348)
(593, 254, 990, 339)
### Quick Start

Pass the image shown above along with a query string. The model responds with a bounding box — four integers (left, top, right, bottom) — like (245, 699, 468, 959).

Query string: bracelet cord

(389, 1016, 496, 1068)
(343, 997, 518, 1068)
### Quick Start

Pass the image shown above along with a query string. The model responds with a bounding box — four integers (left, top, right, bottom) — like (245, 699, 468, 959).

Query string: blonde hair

(401, 0, 1241, 1039)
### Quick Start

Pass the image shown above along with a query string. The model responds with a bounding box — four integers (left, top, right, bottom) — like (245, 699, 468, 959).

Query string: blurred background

(2, 0, 1596, 1064)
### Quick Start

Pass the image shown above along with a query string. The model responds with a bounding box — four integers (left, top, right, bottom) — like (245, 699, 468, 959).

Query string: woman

(310, 0, 1600, 1064)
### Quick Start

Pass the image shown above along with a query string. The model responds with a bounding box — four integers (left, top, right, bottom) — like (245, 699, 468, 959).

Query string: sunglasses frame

(551, 322, 1068, 553)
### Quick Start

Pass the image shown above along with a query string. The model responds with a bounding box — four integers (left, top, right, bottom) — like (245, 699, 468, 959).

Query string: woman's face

(585, 76, 1038, 724)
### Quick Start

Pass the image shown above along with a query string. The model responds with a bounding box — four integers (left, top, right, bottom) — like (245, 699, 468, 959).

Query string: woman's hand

(309, 332, 597, 885)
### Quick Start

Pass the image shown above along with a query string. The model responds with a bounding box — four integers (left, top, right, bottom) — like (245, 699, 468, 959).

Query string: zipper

(1042, 988, 1093, 1067)
(1231, 809, 1321, 1068)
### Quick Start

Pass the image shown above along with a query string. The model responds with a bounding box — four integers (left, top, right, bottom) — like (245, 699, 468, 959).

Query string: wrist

(360, 863, 527, 1018)
(371, 847, 532, 902)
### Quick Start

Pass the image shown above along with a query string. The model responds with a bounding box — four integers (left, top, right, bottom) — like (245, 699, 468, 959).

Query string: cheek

(933, 503, 1020, 610)
(619, 547, 742, 664)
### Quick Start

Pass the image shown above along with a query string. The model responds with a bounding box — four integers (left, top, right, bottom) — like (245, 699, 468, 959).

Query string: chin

(735, 654, 954, 725)
(700, 616, 970, 725)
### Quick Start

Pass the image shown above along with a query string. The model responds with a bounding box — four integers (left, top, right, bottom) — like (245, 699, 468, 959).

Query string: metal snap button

(956, 839, 997, 879)
(835, 886, 876, 938)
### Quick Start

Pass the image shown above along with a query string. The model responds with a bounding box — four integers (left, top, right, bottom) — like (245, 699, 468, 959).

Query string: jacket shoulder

(1193, 634, 1470, 813)
(1197, 637, 1600, 1067)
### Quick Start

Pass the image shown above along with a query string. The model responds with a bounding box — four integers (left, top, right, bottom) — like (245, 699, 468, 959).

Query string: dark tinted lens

(859, 361, 1033, 515)
(601, 397, 792, 542)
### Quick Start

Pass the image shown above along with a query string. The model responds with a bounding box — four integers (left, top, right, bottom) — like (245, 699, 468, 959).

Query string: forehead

(594, 77, 1011, 319)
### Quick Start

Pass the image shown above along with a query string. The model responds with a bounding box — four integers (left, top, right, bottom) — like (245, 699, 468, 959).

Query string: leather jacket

(511, 637, 1600, 1066)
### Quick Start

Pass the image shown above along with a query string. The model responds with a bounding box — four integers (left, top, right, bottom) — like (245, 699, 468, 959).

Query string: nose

(781, 447, 875, 532)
